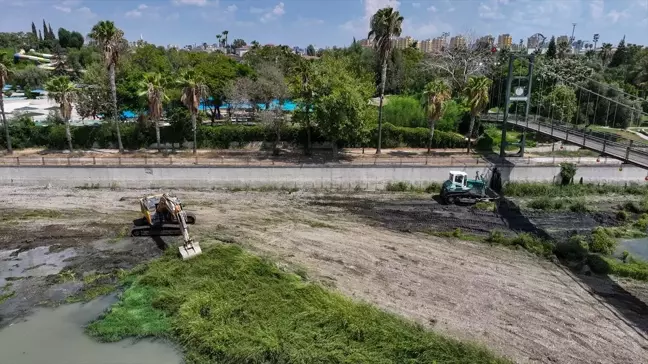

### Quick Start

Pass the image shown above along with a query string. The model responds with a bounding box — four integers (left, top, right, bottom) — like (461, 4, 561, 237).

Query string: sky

(0, 0, 647, 48)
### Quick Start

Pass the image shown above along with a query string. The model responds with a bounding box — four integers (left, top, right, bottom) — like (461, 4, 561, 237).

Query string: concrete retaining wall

(0, 164, 646, 189)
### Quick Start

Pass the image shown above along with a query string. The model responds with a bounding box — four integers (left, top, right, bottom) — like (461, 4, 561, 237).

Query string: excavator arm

(160, 194, 202, 260)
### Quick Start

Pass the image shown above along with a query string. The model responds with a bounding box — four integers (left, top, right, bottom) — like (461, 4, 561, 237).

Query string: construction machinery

(131, 193, 202, 260)
(440, 170, 500, 205)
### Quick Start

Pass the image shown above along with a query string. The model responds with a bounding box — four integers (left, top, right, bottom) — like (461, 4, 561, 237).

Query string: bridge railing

(482, 113, 648, 166)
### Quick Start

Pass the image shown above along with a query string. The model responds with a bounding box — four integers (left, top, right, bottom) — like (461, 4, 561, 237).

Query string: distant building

(391, 36, 413, 49)
(497, 34, 512, 49)
(557, 35, 569, 44)
(358, 38, 373, 48)
(478, 35, 494, 47)
(417, 38, 436, 53)
(449, 35, 466, 49)
(235, 46, 250, 57)
(527, 34, 542, 49)
(431, 36, 445, 52)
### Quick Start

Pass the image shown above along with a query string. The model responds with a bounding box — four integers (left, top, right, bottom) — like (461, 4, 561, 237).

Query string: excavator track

(131, 224, 185, 237)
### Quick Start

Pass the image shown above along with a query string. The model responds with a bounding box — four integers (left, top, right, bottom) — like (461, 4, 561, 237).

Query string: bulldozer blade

(179, 241, 202, 260)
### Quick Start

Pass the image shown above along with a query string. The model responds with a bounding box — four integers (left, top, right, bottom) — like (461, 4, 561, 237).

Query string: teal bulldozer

(440, 170, 500, 205)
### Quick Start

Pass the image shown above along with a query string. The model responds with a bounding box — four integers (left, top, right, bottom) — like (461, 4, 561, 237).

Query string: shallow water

(618, 238, 648, 260)
(0, 295, 182, 364)
(0, 246, 77, 286)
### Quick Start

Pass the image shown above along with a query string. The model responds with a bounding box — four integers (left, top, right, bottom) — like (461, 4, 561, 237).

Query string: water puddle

(0, 246, 77, 286)
(618, 238, 648, 260)
(0, 295, 182, 364)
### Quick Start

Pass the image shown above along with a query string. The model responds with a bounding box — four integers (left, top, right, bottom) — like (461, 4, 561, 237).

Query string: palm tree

(251, 40, 260, 49)
(0, 52, 12, 154)
(368, 7, 403, 154)
(88, 20, 125, 153)
(177, 69, 208, 155)
(138, 73, 169, 152)
(216, 34, 222, 48)
(45, 76, 76, 151)
(422, 80, 451, 154)
(293, 59, 315, 155)
(222, 30, 229, 51)
(601, 43, 613, 66)
(464, 76, 492, 154)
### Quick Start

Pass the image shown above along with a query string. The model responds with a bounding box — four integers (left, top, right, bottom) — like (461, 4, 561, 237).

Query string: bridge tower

(500, 54, 535, 158)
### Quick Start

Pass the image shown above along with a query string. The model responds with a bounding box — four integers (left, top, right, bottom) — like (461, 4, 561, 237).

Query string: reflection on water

(618, 238, 648, 260)
(0, 295, 181, 364)
(0, 246, 77, 286)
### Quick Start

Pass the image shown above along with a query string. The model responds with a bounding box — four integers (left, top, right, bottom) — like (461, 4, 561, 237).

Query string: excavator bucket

(179, 241, 202, 260)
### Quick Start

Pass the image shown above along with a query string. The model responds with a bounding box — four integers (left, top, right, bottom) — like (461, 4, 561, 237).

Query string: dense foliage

(0, 13, 647, 156)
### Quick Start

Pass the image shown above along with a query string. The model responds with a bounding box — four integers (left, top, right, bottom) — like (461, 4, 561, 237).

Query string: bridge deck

(483, 113, 648, 169)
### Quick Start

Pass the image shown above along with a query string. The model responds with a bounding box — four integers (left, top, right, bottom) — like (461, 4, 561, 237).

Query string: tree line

(1, 8, 648, 157)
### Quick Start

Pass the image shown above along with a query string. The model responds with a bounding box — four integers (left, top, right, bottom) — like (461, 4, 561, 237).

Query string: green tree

(12, 65, 49, 89)
(600, 43, 613, 66)
(251, 40, 260, 49)
(546, 36, 557, 59)
(312, 55, 374, 155)
(368, 6, 403, 154)
(543, 84, 577, 123)
(31, 22, 38, 40)
(0, 52, 12, 154)
(177, 69, 208, 154)
(232, 38, 246, 49)
(464, 76, 492, 153)
(557, 40, 570, 59)
(222, 30, 229, 50)
(422, 80, 451, 153)
(89, 20, 126, 152)
(194, 53, 248, 123)
(609, 37, 627, 67)
(58, 28, 71, 48)
(138, 72, 169, 151)
(306, 44, 316, 56)
(216, 35, 222, 48)
(45, 76, 76, 151)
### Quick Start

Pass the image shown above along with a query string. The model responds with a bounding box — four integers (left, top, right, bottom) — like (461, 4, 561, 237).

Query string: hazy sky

(1, 0, 647, 48)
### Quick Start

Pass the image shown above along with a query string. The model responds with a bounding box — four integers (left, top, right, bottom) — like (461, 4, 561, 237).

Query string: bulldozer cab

(448, 171, 469, 190)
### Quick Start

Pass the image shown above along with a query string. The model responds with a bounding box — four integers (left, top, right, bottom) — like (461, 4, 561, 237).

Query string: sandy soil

(0, 186, 646, 363)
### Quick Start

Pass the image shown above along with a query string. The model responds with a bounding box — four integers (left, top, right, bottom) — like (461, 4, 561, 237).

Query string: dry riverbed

(0, 186, 646, 364)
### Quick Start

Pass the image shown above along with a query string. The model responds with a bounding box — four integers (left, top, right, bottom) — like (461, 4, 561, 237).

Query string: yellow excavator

(131, 193, 202, 260)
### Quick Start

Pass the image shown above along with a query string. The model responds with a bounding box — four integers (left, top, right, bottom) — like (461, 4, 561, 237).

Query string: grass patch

(588, 255, 648, 281)
(0, 209, 63, 222)
(485, 231, 555, 258)
(588, 125, 648, 145)
(87, 244, 508, 364)
(227, 185, 300, 193)
(429, 228, 483, 242)
(0, 291, 15, 304)
(528, 197, 565, 210)
(76, 183, 102, 189)
(385, 181, 440, 193)
(504, 182, 648, 198)
(474, 201, 497, 212)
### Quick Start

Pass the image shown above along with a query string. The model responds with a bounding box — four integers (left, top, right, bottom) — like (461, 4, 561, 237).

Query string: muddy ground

(0, 186, 647, 364)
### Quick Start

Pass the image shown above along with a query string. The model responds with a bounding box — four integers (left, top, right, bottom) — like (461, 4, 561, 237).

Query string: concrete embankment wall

(0, 164, 646, 189)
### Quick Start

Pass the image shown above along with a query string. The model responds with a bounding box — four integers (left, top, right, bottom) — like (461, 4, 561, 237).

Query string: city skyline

(0, 0, 646, 49)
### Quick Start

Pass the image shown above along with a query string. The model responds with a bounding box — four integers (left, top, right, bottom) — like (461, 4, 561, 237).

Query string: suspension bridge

(483, 54, 648, 169)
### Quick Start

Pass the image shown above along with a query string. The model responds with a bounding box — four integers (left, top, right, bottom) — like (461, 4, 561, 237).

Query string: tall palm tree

(464, 76, 492, 154)
(601, 43, 613, 66)
(0, 52, 12, 154)
(177, 69, 208, 155)
(216, 34, 222, 48)
(222, 30, 229, 51)
(368, 7, 403, 154)
(293, 59, 315, 155)
(45, 76, 76, 151)
(422, 80, 451, 154)
(138, 73, 169, 152)
(251, 40, 260, 49)
(88, 20, 125, 153)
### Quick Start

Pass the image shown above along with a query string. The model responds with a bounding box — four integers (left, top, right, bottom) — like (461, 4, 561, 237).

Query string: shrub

(382, 96, 426, 128)
(587, 254, 648, 281)
(386, 181, 411, 192)
(635, 213, 648, 231)
(424, 182, 441, 193)
(528, 197, 564, 210)
(374, 123, 466, 149)
(510, 233, 554, 258)
(555, 235, 590, 261)
(589, 227, 618, 255)
(616, 210, 628, 221)
(568, 200, 590, 213)
(485, 230, 508, 245)
(559, 162, 577, 185)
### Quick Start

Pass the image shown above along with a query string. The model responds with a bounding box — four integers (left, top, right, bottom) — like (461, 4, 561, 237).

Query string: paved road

(484, 114, 648, 169)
